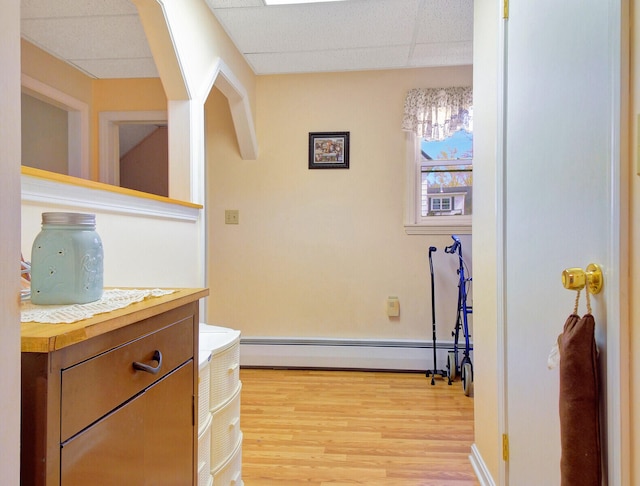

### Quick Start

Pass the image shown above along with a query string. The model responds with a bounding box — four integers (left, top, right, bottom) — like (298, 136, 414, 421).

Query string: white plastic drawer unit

(198, 324, 242, 486)
(197, 413, 213, 486)
(199, 324, 241, 411)
(210, 384, 242, 472)
(211, 436, 243, 486)
(198, 349, 212, 434)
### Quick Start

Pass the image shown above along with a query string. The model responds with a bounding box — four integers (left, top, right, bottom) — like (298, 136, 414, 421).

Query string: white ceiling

(20, 0, 473, 79)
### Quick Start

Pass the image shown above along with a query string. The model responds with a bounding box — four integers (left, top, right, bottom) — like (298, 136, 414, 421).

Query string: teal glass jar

(30, 212, 104, 305)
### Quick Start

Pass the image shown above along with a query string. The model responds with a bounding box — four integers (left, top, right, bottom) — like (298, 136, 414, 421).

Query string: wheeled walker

(444, 235, 474, 396)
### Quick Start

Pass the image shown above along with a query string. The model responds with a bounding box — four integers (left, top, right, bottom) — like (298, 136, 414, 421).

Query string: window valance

(402, 87, 473, 141)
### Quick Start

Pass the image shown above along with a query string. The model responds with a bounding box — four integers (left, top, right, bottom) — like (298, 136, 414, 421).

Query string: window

(421, 161, 473, 217)
(402, 87, 472, 234)
(430, 195, 452, 212)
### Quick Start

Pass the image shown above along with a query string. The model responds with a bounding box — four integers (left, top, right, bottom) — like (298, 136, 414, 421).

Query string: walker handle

(444, 235, 461, 254)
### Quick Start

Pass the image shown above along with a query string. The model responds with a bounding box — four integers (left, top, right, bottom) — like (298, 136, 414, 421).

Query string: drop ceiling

(20, 0, 473, 79)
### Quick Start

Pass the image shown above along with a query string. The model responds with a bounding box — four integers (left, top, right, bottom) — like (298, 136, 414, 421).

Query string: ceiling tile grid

(21, 0, 473, 78)
(207, 0, 472, 74)
(208, 1, 420, 52)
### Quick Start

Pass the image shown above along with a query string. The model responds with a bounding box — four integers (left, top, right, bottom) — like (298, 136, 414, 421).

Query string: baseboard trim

(470, 443, 496, 486)
(240, 337, 471, 371)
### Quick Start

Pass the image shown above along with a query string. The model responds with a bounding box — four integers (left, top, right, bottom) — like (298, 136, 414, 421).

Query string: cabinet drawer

(60, 316, 193, 442)
(61, 362, 194, 486)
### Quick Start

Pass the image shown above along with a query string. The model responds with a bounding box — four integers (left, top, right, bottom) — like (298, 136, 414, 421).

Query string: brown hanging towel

(558, 313, 601, 486)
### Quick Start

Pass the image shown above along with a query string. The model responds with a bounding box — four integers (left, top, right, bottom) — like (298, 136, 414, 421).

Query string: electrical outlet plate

(387, 297, 400, 317)
(225, 210, 239, 224)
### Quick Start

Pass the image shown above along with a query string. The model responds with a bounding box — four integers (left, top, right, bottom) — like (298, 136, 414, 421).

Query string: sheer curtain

(402, 87, 473, 141)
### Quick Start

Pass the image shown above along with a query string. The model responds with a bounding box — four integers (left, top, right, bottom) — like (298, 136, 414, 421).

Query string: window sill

(404, 219, 472, 235)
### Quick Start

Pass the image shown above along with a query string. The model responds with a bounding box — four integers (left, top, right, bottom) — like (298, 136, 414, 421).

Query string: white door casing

(99, 111, 168, 187)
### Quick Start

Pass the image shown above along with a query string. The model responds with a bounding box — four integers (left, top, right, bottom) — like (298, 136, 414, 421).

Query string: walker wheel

(461, 361, 473, 396)
(447, 351, 457, 381)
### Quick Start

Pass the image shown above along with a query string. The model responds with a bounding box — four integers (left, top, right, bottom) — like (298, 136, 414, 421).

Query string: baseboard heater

(240, 337, 470, 371)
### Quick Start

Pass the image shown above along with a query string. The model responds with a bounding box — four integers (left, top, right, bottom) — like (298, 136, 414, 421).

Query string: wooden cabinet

(21, 288, 209, 486)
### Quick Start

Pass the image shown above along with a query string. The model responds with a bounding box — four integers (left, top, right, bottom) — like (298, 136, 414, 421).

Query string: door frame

(98, 110, 168, 186)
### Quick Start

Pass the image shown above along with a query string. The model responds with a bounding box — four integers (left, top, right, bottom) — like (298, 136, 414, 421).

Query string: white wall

(20, 184, 202, 289)
(0, 0, 23, 483)
(471, 0, 502, 479)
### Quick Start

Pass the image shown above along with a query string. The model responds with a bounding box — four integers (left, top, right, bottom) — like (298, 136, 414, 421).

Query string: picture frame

(309, 131, 350, 169)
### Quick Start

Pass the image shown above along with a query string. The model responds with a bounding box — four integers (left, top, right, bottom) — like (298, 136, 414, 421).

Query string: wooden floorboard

(240, 368, 479, 486)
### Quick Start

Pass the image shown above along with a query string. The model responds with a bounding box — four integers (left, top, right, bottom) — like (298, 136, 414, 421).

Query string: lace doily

(21, 288, 176, 324)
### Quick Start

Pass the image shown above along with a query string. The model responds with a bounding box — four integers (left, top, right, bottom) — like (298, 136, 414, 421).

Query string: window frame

(403, 132, 472, 235)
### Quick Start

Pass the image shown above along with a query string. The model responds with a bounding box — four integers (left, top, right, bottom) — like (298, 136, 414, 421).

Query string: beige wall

(21, 39, 93, 106)
(204, 66, 472, 340)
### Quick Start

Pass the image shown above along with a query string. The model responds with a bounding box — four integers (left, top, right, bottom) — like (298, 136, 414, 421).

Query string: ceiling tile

(71, 57, 159, 79)
(21, 0, 138, 18)
(246, 45, 411, 75)
(205, 0, 264, 7)
(212, 0, 419, 53)
(21, 16, 152, 60)
(410, 41, 473, 67)
(415, 0, 473, 44)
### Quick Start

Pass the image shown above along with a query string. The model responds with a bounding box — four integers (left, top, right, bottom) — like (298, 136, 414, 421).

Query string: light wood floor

(240, 368, 479, 486)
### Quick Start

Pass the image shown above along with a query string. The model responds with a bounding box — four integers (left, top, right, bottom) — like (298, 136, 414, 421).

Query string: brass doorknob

(561, 263, 603, 294)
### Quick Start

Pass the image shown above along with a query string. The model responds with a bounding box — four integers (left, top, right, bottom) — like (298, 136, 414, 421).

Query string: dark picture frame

(309, 131, 350, 169)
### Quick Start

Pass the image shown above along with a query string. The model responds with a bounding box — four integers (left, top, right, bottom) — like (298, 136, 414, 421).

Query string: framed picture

(309, 131, 350, 169)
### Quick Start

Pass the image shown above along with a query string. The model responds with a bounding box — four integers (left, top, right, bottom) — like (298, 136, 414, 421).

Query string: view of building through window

(420, 129, 473, 218)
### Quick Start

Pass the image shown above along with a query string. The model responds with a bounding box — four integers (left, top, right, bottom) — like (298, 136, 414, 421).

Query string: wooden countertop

(21, 288, 209, 353)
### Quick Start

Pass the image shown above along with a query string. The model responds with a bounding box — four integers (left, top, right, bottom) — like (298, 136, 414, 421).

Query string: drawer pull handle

(133, 350, 163, 375)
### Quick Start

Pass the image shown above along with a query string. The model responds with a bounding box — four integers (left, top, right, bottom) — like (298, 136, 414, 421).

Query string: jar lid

(42, 212, 96, 226)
